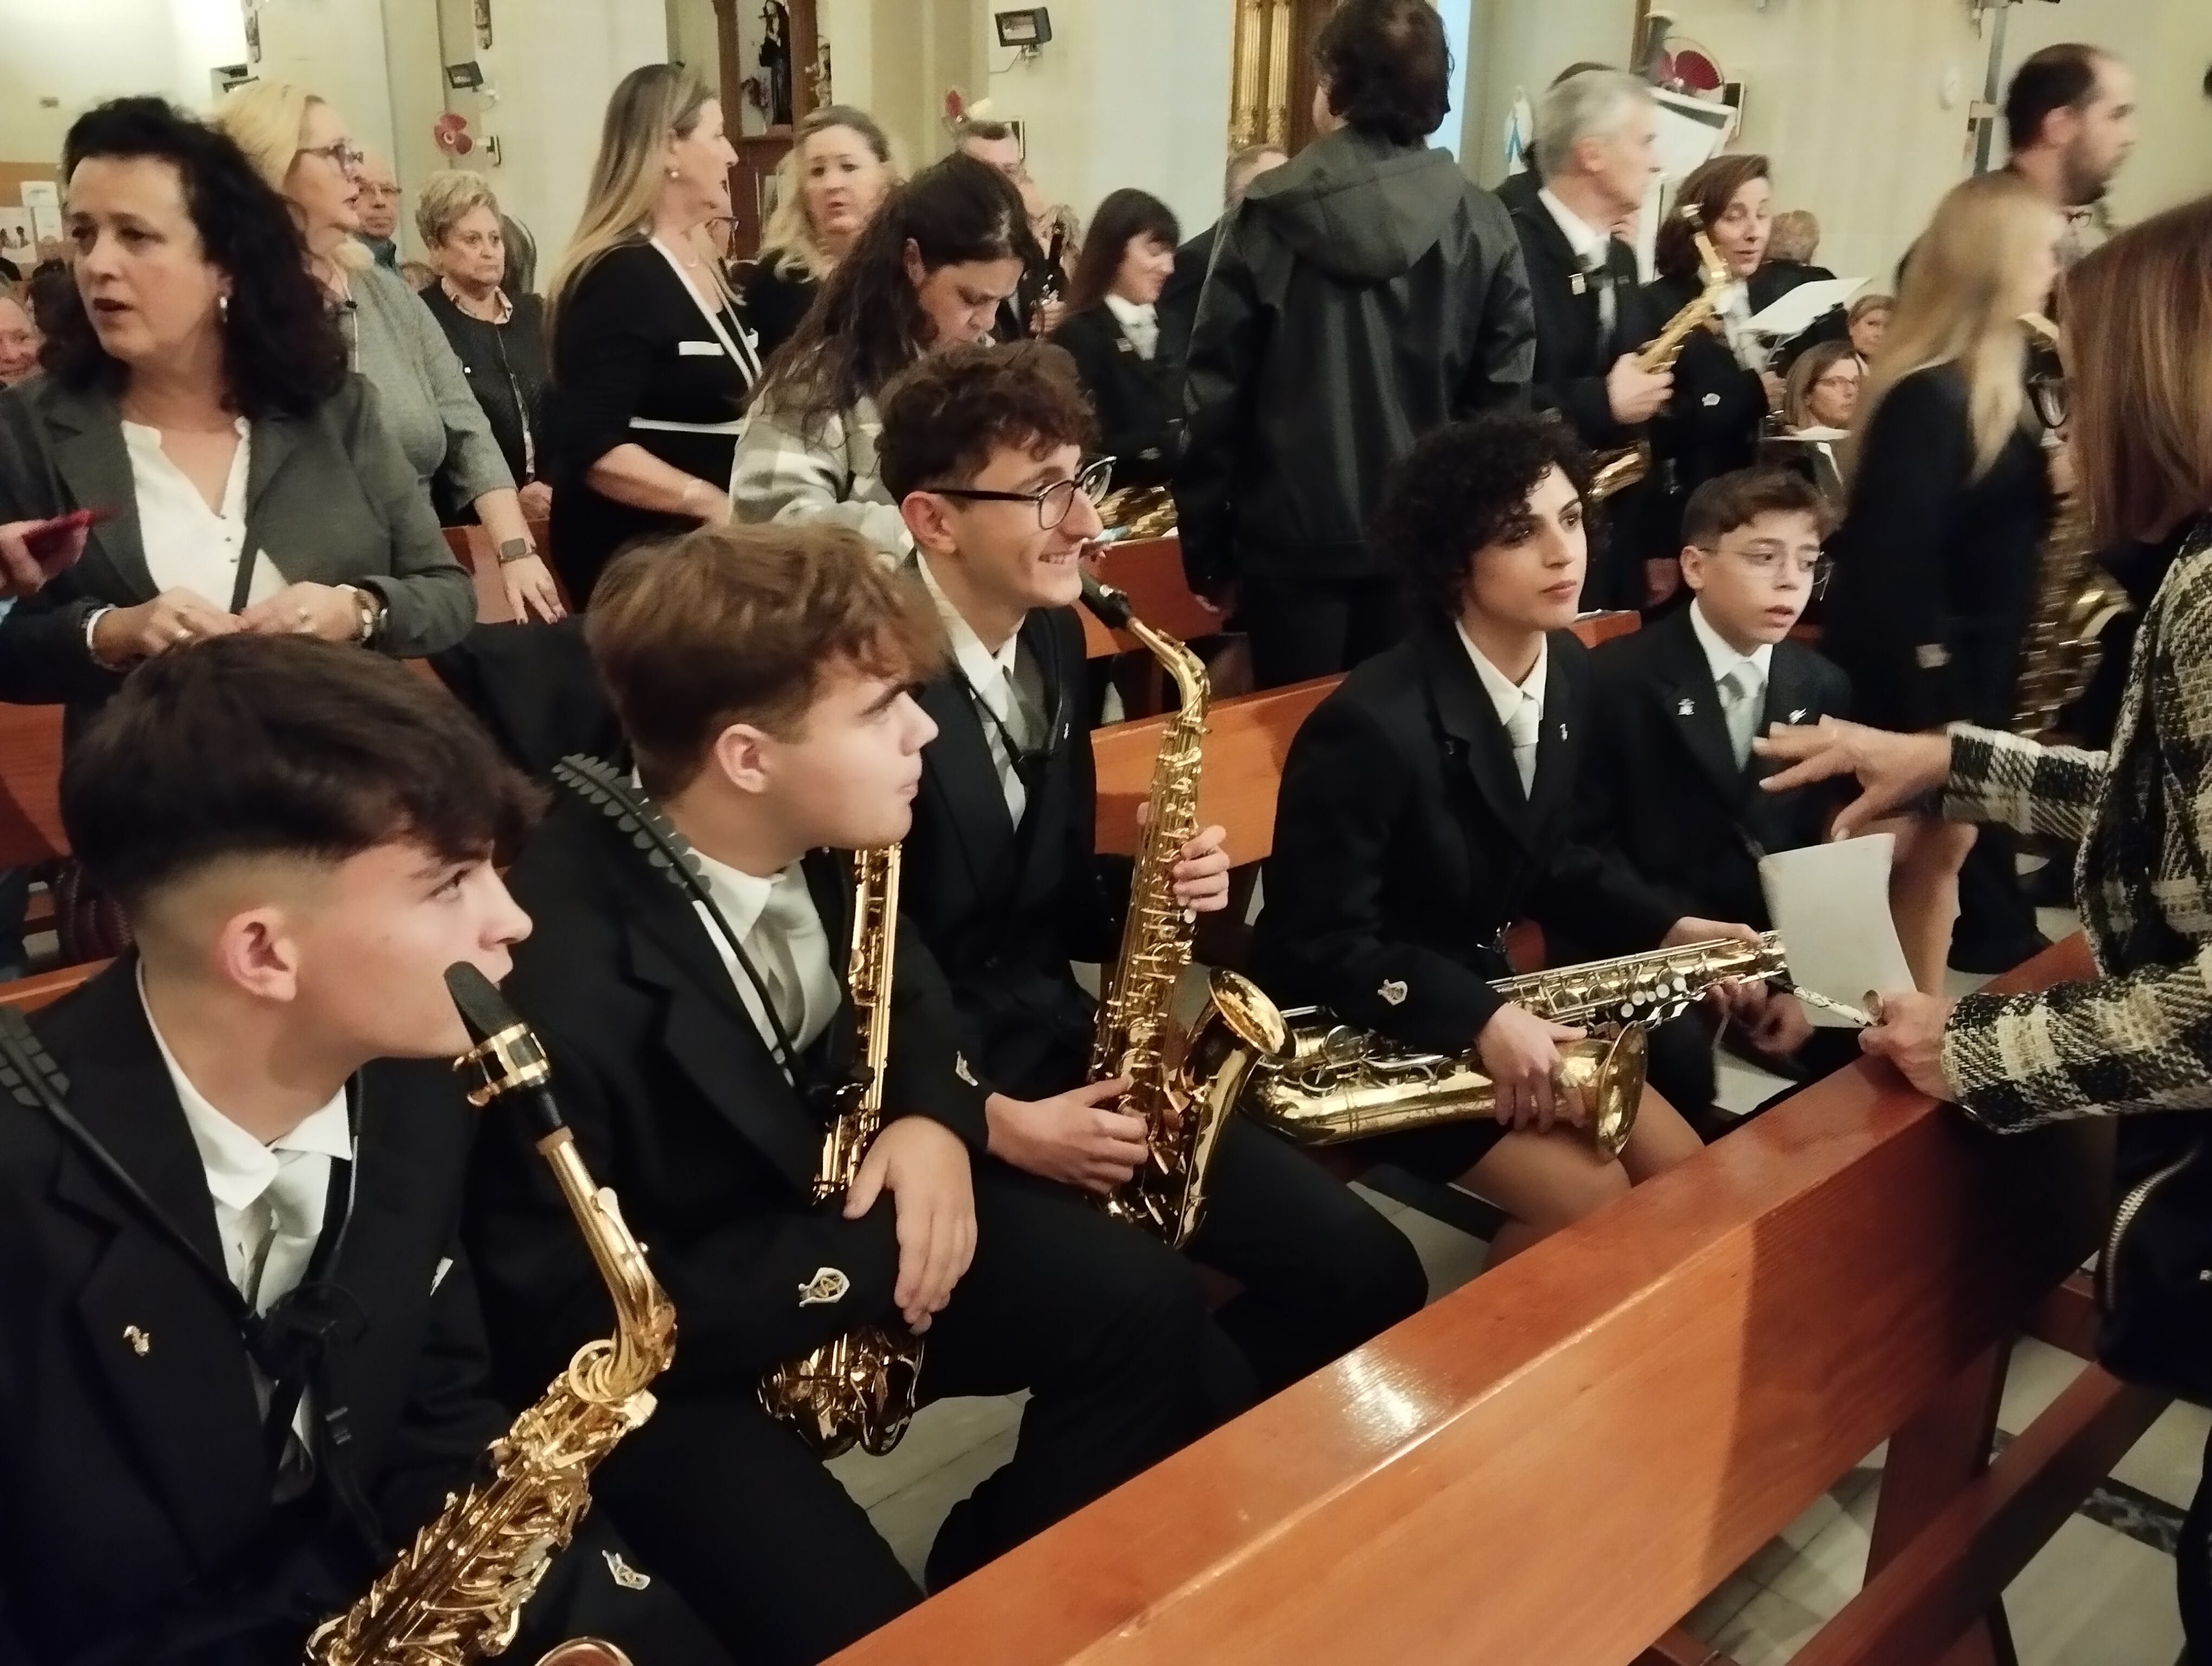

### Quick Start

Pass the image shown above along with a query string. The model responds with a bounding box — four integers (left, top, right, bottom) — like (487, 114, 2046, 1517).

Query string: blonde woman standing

(211, 81, 562, 621)
(542, 63, 757, 605)
(1821, 170, 2066, 989)
(739, 105, 896, 366)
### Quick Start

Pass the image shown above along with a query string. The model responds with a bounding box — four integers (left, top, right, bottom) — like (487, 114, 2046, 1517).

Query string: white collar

(917, 552, 1023, 693)
(1103, 292, 1156, 332)
(1538, 187, 1612, 268)
(1687, 598, 1775, 690)
(1454, 621, 1548, 728)
(138, 964, 352, 1216)
(689, 847, 805, 944)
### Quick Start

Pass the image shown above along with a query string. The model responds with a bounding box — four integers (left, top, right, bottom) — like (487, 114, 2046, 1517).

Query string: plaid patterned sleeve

(1941, 726, 2107, 848)
(728, 399, 913, 562)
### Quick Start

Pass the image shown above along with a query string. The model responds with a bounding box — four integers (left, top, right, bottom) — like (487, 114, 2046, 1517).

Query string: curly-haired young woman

(0, 97, 474, 727)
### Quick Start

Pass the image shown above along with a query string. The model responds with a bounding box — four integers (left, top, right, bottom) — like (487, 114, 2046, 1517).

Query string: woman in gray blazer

(0, 98, 473, 718)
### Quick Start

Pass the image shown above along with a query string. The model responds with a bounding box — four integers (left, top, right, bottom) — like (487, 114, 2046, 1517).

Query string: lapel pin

(1677, 697, 1696, 717)
(123, 1325, 152, 1356)
(1570, 272, 1587, 296)
(1702, 392, 1722, 407)
(798, 1268, 850, 1308)
(1558, 722, 1568, 742)
(1379, 979, 1409, 1006)
(603, 1550, 653, 1591)
(1789, 708, 1806, 723)
(1916, 643, 1951, 670)
(953, 1053, 978, 1086)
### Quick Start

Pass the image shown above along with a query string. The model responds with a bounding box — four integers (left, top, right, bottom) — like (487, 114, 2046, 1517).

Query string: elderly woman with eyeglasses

(212, 82, 563, 621)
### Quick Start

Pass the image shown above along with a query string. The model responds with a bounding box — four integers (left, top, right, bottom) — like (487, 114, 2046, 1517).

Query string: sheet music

(1759, 835, 1914, 1027)
(1746, 278, 1867, 342)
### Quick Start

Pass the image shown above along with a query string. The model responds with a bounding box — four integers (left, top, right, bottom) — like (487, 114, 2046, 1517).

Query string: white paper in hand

(1746, 277, 1868, 342)
(1760, 835, 1914, 1026)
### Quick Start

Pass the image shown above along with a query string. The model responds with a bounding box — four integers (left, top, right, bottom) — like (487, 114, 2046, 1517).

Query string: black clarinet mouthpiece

(1079, 569, 1133, 629)
(444, 963, 565, 1141)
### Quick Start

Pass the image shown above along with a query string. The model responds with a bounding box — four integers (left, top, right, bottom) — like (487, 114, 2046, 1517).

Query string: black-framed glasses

(299, 141, 365, 172)
(930, 457, 1114, 529)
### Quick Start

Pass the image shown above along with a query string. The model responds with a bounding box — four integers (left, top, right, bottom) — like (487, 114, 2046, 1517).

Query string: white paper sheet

(1759, 835, 1914, 1026)
(1746, 277, 1867, 342)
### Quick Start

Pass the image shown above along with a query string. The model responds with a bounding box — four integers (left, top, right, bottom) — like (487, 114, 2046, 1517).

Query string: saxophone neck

(540, 1130, 675, 1387)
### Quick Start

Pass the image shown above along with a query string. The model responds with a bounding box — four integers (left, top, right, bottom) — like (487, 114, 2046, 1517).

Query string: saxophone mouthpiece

(445, 963, 564, 1137)
(1079, 569, 1135, 630)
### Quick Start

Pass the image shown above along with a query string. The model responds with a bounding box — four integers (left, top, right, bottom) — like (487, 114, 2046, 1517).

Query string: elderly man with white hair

(1505, 68, 1674, 611)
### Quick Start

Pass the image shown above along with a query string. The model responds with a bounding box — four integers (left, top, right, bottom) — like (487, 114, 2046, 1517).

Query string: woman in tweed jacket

(731, 154, 1027, 562)
(1760, 195, 2212, 1653)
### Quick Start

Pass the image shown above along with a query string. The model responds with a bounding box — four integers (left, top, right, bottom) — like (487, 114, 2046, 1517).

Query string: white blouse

(121, 418, 284, 608)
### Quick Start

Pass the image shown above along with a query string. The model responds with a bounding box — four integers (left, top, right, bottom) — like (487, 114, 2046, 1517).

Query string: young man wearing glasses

(1578, 467, 1857, 1120)
(879, 342, 1427, 1393)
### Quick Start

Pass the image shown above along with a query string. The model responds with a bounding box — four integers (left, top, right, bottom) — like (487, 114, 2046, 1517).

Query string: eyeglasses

(930, 457, 1114, 529)
(1811, 374, 1859, 393)
(1701, 542, 1832, 592)
(299, 142, 365, 172)
(2028, 371, 2069, 430)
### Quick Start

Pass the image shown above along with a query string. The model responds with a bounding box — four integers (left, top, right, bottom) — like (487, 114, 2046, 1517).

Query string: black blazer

(1249, 626, 1681, 1056)
(0, 961, 500, 1665)
(417, 285, 554, 504)
(1578, 607, 1852, 932)
(736, 258, 819, 369)
(1822, 363, 2052, 732)
(1156, 222, 1219, 374)
(1508, 195, 1657, 450)
(903, 607, 1116, 1102)
(466, 791, 989, 1405)
(0, 375, 475, 719)
(1050, 305, 1183, 491)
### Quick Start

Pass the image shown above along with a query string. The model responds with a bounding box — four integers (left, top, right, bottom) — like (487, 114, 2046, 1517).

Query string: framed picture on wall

(20, 182, 61, 246)
(0, 210, 32, 264)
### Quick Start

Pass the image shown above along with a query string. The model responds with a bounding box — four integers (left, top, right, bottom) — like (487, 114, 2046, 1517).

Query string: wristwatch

(338, 584, 387, 646)
(496, 538, 535, 565)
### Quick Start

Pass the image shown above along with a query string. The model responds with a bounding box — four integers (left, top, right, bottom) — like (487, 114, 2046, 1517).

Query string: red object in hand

(23, 507, 113, 575)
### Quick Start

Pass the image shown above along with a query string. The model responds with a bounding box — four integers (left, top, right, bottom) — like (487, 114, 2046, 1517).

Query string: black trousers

(1239, 573, 1407, 690)
(589, 1165, 1221, 1666)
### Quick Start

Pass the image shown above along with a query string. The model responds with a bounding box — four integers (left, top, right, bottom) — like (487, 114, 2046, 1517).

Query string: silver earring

(217, 293, 230, 324)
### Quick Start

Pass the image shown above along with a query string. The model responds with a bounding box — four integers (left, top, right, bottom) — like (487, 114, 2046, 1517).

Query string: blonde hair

(546, 63, 726, 337)
(1849, 172, 2054, 483)
(415, 169, 501, 252)
(2066, 195, 2212, 544)
(1770, 208, 1819, 265)
(759, 106, 897, 281)
(210, 81, 370, 273)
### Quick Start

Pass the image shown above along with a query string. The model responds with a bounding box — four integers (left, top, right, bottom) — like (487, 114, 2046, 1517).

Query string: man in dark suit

(1156, 142, 1287, 373)
(877, 343, 1425, 1392)
(465, 520, 1227, 1666)
(1579, 468, 1859, 1123)
(1250, 414, 1734, 1264)
(0, 636, 721, 1666)
(1506, 70, 1676, 613)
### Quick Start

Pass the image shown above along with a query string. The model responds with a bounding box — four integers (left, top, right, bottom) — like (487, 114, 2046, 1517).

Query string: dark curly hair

(1372, 413, 1596, 626)
(1065, 189, 1180, 317)
(40, 97, 348, 419)
(876, 341, 1098, 501)
(754, 152, 1026, 438)
(1315, 0, 1454, 146)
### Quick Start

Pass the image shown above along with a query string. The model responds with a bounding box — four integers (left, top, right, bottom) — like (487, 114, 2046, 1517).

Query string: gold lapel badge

(953, 1053, 978, 1086)
(1379, 979, 1409, 1007)
(123, 1324, 152, 1357)
(798, 1267, 850, 1308)
(602, 1550, 653, 1591)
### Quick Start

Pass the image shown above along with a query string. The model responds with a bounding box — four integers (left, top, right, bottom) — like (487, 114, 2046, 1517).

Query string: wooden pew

(829, 936, 2157, 1666)
(441, 516, 562, 624)
(0, 700, 67, 869)
(1077, 536, 1226, 659)
(0, 959, 105, 1013)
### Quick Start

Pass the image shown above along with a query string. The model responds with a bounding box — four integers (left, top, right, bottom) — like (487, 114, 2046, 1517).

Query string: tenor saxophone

(1590, 205, 1739, 489)
(757, 846, 927, 1457)
(306, 965, 676, 1666)
(1081, 570, 1291, 1248)
(1243, 934, 1787, 1159)
(2011, 312, 2133, 741)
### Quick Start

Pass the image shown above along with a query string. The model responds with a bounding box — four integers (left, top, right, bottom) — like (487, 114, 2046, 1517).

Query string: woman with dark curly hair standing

(0, 97, 474, 726)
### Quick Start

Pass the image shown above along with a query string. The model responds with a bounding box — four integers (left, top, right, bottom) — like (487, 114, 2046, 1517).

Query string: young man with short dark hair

(880, 342, 1425, 1393)
(1579, 468, 1856, 1119)
(0, 636, 722, 1666)
(466, 520, 1226, 1666)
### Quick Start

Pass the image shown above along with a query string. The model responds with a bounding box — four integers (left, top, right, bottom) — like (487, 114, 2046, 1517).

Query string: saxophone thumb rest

(446, 962, 567, 1145)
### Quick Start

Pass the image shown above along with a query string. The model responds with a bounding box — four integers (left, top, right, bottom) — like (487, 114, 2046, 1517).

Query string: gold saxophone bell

(532, 1644, 636, 1666)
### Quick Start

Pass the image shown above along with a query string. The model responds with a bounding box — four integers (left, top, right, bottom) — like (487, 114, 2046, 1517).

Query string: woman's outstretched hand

(1756, 719, 1954, 838)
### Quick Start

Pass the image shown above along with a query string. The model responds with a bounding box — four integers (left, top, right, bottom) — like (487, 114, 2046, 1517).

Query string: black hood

(1243, 127, 1470, 283)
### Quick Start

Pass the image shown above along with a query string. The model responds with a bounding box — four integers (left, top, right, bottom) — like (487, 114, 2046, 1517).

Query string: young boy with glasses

(1578, 467, 1856, 1119)
(880, 342, 1425, 1394)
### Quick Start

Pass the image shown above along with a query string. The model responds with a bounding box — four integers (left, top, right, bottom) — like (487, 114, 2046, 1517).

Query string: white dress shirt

(1688, 599, 1775, 768)
(1104, 292, 1160, 361)
(142, 965, 351, 1469)
(121, 419, 284, 610)
(918, 554, 1045, 825)
(1538, 187, 1618, 341)
(690, 849, 842, 1069)
(1456, 623, 1549, 796)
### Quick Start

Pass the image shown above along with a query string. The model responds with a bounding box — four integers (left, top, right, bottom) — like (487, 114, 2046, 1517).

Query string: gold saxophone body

(1080, 571, 1291, 1248)
(1243, 934, 1788, 1159)
(1590, 205, 1739, 493)
(2011, 312, 2133, 741)
(757, 845, 926, 1458)
(306, 966, 674, 1666)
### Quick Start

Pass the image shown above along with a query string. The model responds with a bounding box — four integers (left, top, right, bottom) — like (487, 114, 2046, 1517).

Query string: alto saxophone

(2011, 312, 2133, 741)
(1081, 571, 1291, 1247)
(1590, 205, 1739, 490)
(757, 845, 927, 1457)
(306, 965, 676, 1666)
(1243, 934, 1788, 1159)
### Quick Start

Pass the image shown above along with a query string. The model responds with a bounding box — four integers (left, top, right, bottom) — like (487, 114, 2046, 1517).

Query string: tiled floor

(828, 904, 2203, 1656)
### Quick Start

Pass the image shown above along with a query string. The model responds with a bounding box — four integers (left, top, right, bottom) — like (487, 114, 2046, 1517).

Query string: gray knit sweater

(345, 263, 514, 508)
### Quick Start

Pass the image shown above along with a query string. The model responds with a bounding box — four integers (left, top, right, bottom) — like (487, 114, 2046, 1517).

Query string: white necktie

(753, 871, 838, 1052)
(1503, 693, 1541, 796)
(1721, 664, 1765, 770)
(1587, 253, 1617, 346)
(245, 1149, 326, 1313)
(975, 660, 1034, 825)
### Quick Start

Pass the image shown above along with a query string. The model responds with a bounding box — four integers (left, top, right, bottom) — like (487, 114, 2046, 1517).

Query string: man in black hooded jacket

(1174, 0, 1535, 690)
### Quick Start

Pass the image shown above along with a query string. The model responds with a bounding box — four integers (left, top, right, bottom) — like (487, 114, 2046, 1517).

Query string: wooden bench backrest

(0, 700, 67, 866)
(1078, 537, 1226, 657)
(832, 937, 2108, 1666)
